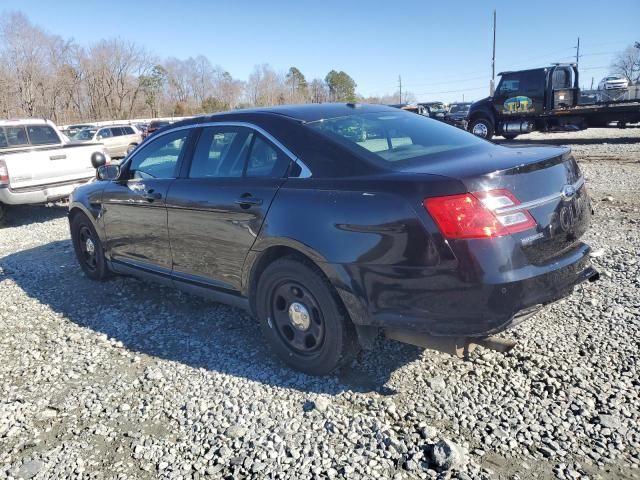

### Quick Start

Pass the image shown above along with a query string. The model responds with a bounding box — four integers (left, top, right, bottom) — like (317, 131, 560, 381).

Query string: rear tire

(469, 117, 495, 139)
(71, 212, 110, 281)
(255, 257, 358, 376)
(126, 144, 137, 155)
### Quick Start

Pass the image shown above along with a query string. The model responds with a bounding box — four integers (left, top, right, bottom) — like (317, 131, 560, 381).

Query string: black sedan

(69, 103, 598, 375)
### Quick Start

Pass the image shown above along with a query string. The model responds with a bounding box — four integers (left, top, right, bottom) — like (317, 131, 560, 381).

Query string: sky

(5, 0, 640, 103)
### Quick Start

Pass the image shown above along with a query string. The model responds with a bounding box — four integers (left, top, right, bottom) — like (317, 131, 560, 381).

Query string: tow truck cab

(468, 64, 582, 139)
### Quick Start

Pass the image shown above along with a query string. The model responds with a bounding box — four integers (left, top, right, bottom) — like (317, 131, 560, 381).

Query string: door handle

(235, 194, 263, 207)
(142, 189, 162, 202)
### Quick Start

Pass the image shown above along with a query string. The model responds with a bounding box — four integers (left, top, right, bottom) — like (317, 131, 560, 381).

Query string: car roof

(0, 118, 54, 127)
(174, 103, 398, 126)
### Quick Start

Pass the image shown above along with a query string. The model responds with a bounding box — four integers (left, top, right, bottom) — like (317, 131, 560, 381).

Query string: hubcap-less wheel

(270, 282, 325, 354)
(472, 122, 488, 137)
(78, 225, 97, 271)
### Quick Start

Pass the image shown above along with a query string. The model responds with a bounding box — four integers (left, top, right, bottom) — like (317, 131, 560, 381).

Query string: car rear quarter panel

(246, 175, 465, 325)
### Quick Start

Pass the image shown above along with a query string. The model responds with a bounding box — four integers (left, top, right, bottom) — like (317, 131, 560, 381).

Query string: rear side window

(123, 126, 135, 135)
(26, 125, 60, 145)
(190, 127, 251, 178)
(309, 111, 484, 166)
(110, 127, 124, 136)
(1, 126, 29, 147)
(245, 135, 289, 177)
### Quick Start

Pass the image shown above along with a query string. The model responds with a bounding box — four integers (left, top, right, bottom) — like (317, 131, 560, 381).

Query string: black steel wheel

(71, 212, 110, 280)
(270, 281, 326, 355)
(256, 257, 358, 375)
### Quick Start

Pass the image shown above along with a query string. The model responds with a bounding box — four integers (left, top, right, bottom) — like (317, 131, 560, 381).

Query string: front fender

(68, 183, 106, 243)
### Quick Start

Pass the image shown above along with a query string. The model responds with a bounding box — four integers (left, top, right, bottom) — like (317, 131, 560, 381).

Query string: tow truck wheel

(469, 118, 494, 140)
(502, 134, 519, 140)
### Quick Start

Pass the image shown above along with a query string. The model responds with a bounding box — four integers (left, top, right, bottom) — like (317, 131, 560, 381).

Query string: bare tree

(309, 78, 329, 103)
(611, 44, 640, 84)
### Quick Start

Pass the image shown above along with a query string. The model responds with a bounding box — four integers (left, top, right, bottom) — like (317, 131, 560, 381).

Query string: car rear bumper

(0, 178, 93, 205)
(330, 242, 597, 337)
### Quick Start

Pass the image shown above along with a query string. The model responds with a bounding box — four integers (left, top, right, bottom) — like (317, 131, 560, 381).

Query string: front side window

(27, 125, 60, 145)
(110, 127, 125, 137)
(123, 127, 135, 135)
(97, 128, 112, 139)
(129, 130, 188, 179)
(309, 111, 484, 166)
(499, 78, 520, 93)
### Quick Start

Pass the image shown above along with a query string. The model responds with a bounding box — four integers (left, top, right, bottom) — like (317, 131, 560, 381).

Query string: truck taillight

(0, 160, 8, 186)
(423, 189, 536, 240)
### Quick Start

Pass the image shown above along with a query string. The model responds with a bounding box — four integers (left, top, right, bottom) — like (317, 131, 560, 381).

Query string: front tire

(255, 257, 358, 376)
(469, 117, 495, 139)
(126, 144, 137, 155)
(71, 213, 110, 281)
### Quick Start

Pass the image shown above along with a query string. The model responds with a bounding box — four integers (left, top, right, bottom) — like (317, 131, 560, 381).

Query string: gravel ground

(1, 128, 639, 480)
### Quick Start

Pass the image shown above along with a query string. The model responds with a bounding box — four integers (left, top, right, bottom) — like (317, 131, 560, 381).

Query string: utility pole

(398, 75, 402, 104)
(575, 36, 580, 65)
(490, 9, 496, 95)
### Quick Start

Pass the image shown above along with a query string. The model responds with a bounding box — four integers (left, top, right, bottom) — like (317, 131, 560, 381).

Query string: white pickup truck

(0, 119, 108, 223)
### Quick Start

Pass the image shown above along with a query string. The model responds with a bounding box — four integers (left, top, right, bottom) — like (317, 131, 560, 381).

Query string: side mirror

(91, 151, 107, 168)
(97, 164, 120, 181)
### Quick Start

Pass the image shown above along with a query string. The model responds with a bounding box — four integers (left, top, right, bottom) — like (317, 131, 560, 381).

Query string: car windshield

(72, 129, 97, 141)
(309, 111, 484, 166)
(449, 104, 470, 114)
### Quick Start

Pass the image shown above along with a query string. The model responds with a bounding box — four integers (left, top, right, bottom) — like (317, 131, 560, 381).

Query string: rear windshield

(308, 111, 484, 167)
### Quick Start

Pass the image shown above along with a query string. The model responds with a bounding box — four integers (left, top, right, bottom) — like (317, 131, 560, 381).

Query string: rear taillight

(424, 189, 536, 240)
(0, 159, 8, 186)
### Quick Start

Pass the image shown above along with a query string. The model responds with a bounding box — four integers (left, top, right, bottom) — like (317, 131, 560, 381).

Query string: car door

(166, 124, 292, 291)
(101, 128, 193, 273)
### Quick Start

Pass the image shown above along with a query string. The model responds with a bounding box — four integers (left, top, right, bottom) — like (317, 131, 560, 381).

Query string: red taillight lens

(424, 189, 536, 239)
(0, 160, 8, 186)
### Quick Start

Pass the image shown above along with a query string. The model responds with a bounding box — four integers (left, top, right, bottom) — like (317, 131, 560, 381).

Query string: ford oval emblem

(561, 184, 576, 200)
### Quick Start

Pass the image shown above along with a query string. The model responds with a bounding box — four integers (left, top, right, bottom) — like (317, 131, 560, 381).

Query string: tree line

(0, 11, 402, 124)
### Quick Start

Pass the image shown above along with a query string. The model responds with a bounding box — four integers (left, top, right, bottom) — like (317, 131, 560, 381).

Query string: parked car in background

(133, 123, 149, 137)
(71, 125, 142, 159)
(598, 74, 629, 90)
(445, 102, 472, 129)
(69, 103, 598, 375)
(418, 102, 448, 121)
(144, 120, 172, 139)
(0, 119, 108, 223)
(62, 123, 96, 138)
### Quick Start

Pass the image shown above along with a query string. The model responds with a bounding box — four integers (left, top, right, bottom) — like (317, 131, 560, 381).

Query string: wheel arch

(68, 202, 106, 244)
(244, 242, 376, 349)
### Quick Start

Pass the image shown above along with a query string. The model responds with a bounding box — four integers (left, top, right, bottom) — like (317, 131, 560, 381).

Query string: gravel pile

(1, 128, 639, 479)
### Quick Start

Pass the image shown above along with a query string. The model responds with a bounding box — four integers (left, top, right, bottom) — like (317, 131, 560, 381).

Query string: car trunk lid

(407, 144, 591, 264)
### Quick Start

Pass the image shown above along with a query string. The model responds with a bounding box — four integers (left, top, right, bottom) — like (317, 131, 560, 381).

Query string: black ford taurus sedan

(69, 103, 598, 375)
